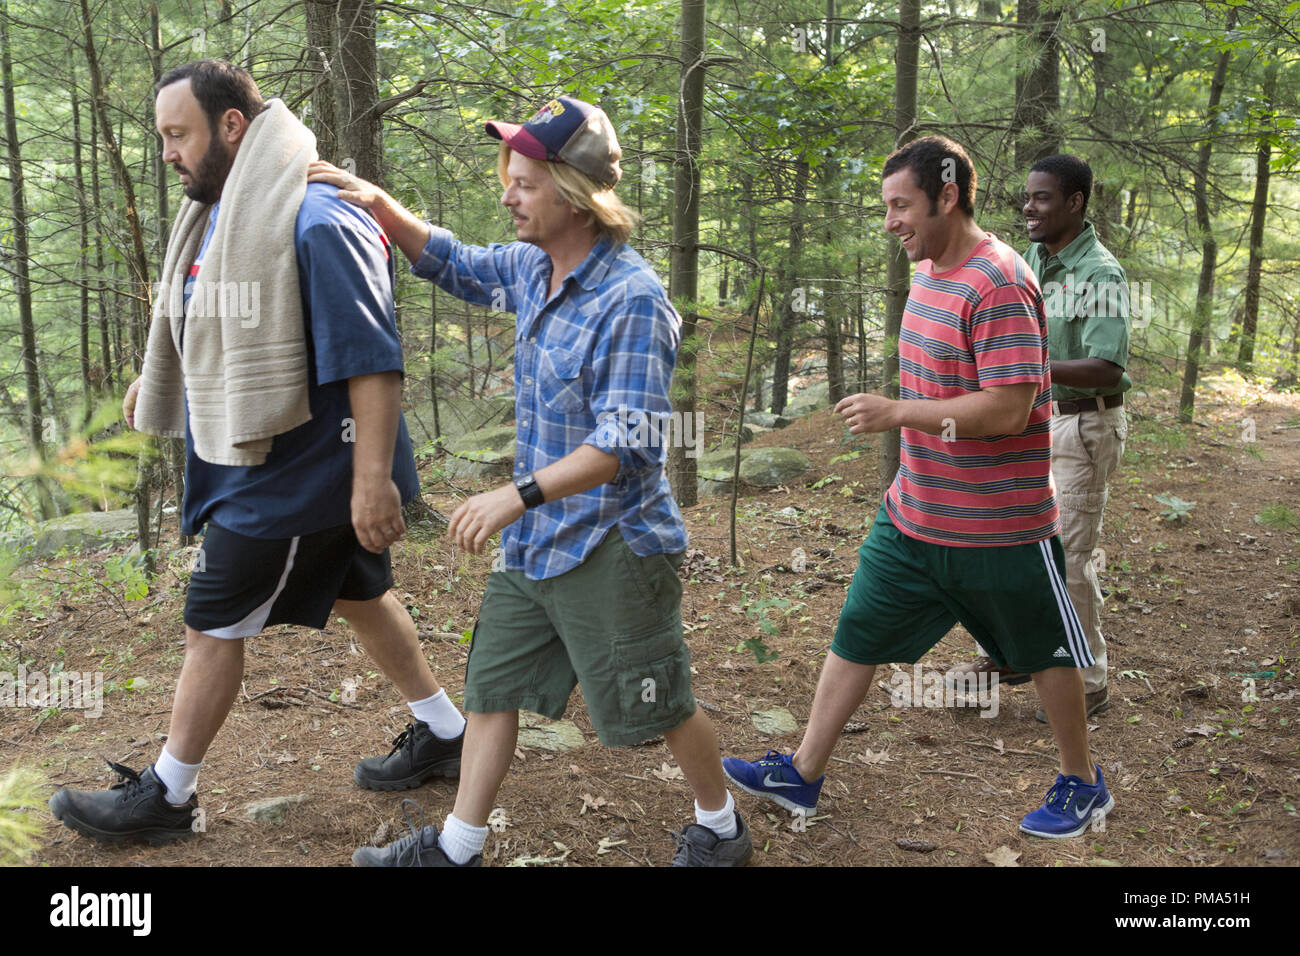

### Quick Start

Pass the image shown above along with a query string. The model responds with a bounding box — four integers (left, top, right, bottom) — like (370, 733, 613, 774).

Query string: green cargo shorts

(464, 528, 694, 747)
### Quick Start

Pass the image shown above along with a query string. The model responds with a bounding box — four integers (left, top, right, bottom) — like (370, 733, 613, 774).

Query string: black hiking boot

(49, 761, 199, 846)
(353, 720, 463, 791)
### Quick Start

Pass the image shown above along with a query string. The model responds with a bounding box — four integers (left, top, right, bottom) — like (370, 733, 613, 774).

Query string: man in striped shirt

(724, 136, 1113, 840)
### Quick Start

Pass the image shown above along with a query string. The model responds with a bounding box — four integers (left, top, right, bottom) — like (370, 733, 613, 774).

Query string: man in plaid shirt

(310, 95, 750, 867)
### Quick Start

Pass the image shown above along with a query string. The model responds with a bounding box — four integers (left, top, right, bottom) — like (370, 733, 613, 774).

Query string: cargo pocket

(538, 346, 586, 413)
(611, 623, 692, 737)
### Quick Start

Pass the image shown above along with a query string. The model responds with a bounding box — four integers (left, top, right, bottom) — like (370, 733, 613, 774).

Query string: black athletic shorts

(183, 521, 393, 638)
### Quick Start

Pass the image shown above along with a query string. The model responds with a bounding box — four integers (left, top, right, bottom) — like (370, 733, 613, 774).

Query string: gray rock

(517, 711, 585, 752)
(13, 509, 140, 563)
(444, 424, 516, 479)
(243, 793, 309, 824)
(739, 448, 812, 487)
(744, 411, 791, 429)
(751, 707, 797, 735)
(783, 381, 831, 418)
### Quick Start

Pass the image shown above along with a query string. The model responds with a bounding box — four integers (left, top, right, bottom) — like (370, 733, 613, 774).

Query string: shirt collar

(1048, 220, 1098, 270)
(568, 234, 619, 292)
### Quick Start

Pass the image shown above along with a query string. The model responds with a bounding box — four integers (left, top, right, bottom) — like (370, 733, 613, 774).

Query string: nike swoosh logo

(762, 773, 800, 789)
(1072, 794, 1101, 820)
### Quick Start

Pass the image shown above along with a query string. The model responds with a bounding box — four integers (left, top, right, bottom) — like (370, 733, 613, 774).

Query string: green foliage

(1254, 502, 1299, 530)
(102, 553, 150, 601)
(0, 764, 47, 866)
(1154, 493, 1197, 522)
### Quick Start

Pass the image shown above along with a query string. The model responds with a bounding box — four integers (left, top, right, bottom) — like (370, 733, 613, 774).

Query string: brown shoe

(1035, 688, 1109, 724)
(944, 656, 1031, 689)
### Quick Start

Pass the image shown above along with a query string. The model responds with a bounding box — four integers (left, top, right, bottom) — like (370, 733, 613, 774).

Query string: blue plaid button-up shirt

(412, 227, 688, 580)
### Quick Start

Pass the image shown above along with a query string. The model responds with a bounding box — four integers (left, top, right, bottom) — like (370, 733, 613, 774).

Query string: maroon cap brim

(484, 121, 549, 161)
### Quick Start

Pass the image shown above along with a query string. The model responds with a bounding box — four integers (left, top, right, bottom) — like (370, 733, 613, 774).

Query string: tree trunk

(79, 0, 151, 368)
(332, 0, 383, 185)
(880, 0, 920, 493)
(1237, 65, 1276, 376)
(71, 72, 92, 419)
(771, 159, 808, 416)
(1178, 10, 1236, 422)
(80, 0, 155, 563)
(1012, 0, 1061, 169)
(822, 0, 845, 407)
(90, 92, 111, 387)
(303, 0, 340, 161)
(149, 6, 168, 278)
(2, 0, 55, 518)
(668, 0, 705, 508)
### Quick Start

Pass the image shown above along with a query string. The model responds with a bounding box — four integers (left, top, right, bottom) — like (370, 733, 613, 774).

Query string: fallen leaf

(856, 748, 893, 765)
(984, 845, 1021, 867)
(597, 836, 627, 856)
(1015, 775, 1033, 792)
(1187, 724, 1216, 737)
(993, 738, 1005, 755)
(579, 793, 608, 815)
(651, 762, 684, 781)
(487, 807, 511, 833)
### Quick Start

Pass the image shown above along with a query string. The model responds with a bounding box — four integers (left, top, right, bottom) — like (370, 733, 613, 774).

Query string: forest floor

(5, 360, 1299, 868)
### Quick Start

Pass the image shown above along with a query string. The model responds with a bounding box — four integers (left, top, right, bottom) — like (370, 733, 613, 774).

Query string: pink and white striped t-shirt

(885, 234, 1059, 547)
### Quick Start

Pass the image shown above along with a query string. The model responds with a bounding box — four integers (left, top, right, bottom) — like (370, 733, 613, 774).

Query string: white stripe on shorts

(1038, 539, 1093, 667)
(203, 536, 301, 639)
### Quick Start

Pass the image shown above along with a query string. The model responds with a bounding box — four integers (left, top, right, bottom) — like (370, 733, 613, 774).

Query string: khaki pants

(975, 406, 1126, 693)
(1049, 405, 1127, 692)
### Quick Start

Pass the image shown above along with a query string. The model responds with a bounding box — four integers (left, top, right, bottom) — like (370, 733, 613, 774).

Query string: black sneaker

(49, 761, 198, 846)
(670, 811, 753, 867)
(354, 720, 463, 791)
(351, 799, 481, 867)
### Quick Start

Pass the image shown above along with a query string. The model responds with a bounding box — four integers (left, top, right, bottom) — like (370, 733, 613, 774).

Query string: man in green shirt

(950, 154, 1129, 720)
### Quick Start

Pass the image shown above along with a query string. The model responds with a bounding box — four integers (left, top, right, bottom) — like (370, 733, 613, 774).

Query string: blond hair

(497, 144, 639, 245)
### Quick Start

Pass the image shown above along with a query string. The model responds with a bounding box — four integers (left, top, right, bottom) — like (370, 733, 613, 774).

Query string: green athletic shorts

(464, 528, 694, 747)
(830, 504, 1093, 674)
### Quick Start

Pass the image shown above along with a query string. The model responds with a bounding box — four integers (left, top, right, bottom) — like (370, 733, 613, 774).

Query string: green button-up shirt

(1024, 221, 1131, 402)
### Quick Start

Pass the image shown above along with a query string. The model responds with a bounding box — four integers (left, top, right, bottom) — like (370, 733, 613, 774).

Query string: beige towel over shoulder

(134, 98, 317, 466)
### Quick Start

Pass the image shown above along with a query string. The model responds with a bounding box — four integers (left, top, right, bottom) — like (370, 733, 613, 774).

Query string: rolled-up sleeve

(583, 295, 682, 479)
(409, 225, 530, 312)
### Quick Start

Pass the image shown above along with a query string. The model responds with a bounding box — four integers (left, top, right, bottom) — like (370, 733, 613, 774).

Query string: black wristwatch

(514, 472, 545, 509)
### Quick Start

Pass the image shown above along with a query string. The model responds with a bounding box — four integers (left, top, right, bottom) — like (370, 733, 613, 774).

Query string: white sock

(154, 747, 201, 805)
(438, 813, 488, 865)
(408, 689, 466, 740)
(695, 790, 738, 839)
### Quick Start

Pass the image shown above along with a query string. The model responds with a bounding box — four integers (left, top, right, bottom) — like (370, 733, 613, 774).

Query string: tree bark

(2, 0, 55, 518)
(822, 0, 845, 407)
(771, 158, 808, 416)
(668, 0, 705, 508)
(71, 71, 92, 418)
(1237, 65, 1276, 376)
(1012, 0, 1061, 169)
(333, 0, 383, 185)
(880, 0, 920, 493)
(1178, 11, 1236, 422)
(304, 0, 340, 161)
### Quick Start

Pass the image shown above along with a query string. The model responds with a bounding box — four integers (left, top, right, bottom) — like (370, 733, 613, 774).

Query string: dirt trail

(5, 366, 1297, 866)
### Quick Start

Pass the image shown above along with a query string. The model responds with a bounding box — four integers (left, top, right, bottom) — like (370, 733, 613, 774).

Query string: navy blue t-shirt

(180, 182, 420, 538)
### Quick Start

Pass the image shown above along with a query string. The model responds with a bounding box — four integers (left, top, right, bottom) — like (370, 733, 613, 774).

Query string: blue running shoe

(1019, 765, 1114, 838)
(722, 751, 823, 814)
